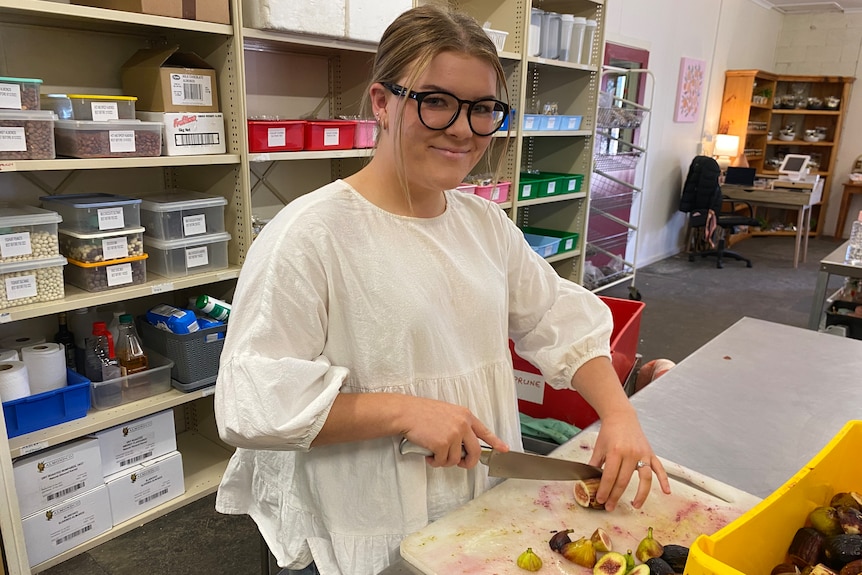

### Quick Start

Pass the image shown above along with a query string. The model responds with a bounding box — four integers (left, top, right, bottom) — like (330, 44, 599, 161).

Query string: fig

(823, 534, 862, 570)
(562, 537, 597, 568)
(838, 507, 862, 535)
(839, 559, 862, 575)
(591, 527, 613, 553)
(645, 557, 675, 575)
(660, 544, 689, 573)
(832, 494, 862, 511)
(811, 507, 844, 537)
(517, 547, 543, 572)
(549, 528, 574, 552)
(772, 563, 801, 575)
(575, 478, 605, 510)
(594, 551, 628, 575)
(788, 527, 826, 568)
(635, 527, 664, 562)
(624, 549, 635, 573)
(629, 565, 651, 575)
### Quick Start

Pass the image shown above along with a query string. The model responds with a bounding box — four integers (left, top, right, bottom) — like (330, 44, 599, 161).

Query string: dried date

(55, 128, 162, 158)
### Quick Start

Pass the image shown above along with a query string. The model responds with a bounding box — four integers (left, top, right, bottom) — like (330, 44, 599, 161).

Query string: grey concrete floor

(39, 235, 847, 575)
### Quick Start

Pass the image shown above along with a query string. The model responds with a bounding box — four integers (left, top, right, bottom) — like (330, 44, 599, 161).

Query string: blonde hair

(365, 5, 511, 198)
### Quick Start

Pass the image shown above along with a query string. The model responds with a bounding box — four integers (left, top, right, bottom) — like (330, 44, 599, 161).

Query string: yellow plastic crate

(686, 420, 862, 575)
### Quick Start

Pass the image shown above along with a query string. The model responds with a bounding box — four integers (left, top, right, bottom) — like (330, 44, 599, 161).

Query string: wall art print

(674, 57, 706, 123)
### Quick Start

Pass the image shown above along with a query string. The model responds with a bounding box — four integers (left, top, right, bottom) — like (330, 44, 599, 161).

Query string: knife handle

(399, 438, 467, 459)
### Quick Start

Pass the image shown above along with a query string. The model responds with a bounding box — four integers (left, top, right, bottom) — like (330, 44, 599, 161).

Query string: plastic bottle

(846, 210, 862, 266)
(108, 310, 125, 347)
(116, 314, 148, 375)
(195, 295, 231, 321)
(582, 19, 597, 65)
(53, 312, 77, 370)
(85, 321, 122, 383)
(146, 304, 200, 334)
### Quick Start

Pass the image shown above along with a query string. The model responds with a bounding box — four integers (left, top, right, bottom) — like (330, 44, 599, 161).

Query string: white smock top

(215, 180, 612, 575)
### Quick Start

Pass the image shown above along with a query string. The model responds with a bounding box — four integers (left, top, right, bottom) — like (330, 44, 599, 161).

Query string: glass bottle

(85, 321, 122, 383)
(116, 314, 148, 375)
(53, 312, 77, 370)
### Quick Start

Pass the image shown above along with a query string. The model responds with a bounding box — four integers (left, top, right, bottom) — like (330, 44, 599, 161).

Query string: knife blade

(399, 438, 603, 481)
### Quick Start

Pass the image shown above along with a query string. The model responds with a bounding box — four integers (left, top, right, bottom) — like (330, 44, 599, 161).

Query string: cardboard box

(94, 410, 177, 477)
(22, 484, 112, 567)
(121, 46, 219, 113)
(13, 438, 104, 518)
(71, 0, 229, 24)
(105, 450, 185, 525)
(137, 111, 226, 156)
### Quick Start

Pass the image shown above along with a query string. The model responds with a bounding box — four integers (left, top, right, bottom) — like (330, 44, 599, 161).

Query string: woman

(214, 6, 670, 575)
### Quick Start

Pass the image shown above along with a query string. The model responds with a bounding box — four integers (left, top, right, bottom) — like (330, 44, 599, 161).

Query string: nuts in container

(0, 205, 62, 263)
(65, 253, 147, 292)
(0, 110, 57, 160)
(0, 77, 42, 111)
(58, 227, 145, 264)
(54, 119, 162, 158)
(0, 255, 67, 309)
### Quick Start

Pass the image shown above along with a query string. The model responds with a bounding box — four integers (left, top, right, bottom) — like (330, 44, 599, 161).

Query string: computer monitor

(778, 154, 811, 181)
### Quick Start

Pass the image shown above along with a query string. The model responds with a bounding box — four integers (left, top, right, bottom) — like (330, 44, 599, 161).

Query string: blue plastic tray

(2, 369, 91, 438)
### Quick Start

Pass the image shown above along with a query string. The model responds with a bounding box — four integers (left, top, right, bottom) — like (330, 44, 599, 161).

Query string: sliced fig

(549, 529, 574, 553)
(591, 527, 613, 553)
(562, 537, 597, 568)
(594, 551, 628, 575)
(575, 478, 605, 510)
(629, 565, 651, 575)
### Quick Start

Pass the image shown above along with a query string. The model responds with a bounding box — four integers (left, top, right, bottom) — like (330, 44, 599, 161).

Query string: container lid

(0, 254, 66, 274)
(0, 110, 56, 121)
(66, 253, 148, 268)
(143, 231, 231, 250)
(54, 119, 161, 130)
(41, 194, 143, 208)
(0, 204, 63, 228)
(139, 190, 228, 212)
(0, 76, 43, 85)
(58, 226, 145, 239)
(65, 94, 138, 101)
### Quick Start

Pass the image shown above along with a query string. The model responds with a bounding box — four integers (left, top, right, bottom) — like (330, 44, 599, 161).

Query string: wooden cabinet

(718, 70, 854, 236)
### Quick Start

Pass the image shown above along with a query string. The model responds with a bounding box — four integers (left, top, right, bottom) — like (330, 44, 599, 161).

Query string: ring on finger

(636, 460, 650, 470)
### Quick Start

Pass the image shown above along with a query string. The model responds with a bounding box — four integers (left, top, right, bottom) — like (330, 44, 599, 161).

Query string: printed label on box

(106, 262, 133, 286)
(491, 186, 501, 201)
(524, 117, 535, 130)
(6, 274, 36, 300)
(97, 207, 125, 230)
(183, 214, 206, 236)
(0, 127, 27, 152)
(0, 83, 22, 109)
(546, 117, 559, 129)
(323, 128, 340, 147)
(175, 132, 219, 146)
(185, 246, 209, 268)
(521, 184, 532, 198)
(568, 180, 576, 191)
(547, 181, 557, 195)
(1, 232, 32, 258)
(514, 368, 545, 404)
(109, 130, 136, 153)
(91, 102, 119, 121)
(102, 237, 129, 260)
(170, 74, 213, 107)
(267, 127, 286, 148)
(564, 238, 574, 250)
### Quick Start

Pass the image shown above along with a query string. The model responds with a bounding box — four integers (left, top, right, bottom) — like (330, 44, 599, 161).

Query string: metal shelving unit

(586, 67, 654, 299)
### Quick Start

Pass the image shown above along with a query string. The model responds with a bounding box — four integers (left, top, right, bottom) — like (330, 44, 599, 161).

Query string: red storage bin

(247, 119, 305, 152)
(513, 296, 644, 428)
(304, 120, 355, 151)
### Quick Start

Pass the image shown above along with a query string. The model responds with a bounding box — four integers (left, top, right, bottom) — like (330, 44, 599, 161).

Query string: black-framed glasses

(383, 82, 509, 137)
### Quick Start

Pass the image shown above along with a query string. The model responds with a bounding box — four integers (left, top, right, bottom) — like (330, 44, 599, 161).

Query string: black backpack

(679, 156, 722, 220)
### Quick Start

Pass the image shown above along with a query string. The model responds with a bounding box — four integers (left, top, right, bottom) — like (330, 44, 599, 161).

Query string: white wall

(603, 0, 783, 266)
(775, 13, 862, 237)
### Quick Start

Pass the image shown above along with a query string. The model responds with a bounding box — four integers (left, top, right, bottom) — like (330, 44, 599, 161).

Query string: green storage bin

(542, 172, 584, 195)
(521, 227, 580, 255)
(517, 173, 563, 200)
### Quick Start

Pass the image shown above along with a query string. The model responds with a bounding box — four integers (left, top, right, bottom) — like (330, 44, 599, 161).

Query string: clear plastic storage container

(41, 94, 137, 121)
(40, 194, 142, 233)
(0, 76, 42, 110)
(0, 255, 67, 309)
(0, 205, 62, 263)
(65, 253, 147, 292)
(58, 226, 145, 263)
(89, 348, 173, 409)
(138, 190, 227, 240)
(54, 119, 162, 158)
(0, 110, 56, 160)
(144, 232, 230, 278)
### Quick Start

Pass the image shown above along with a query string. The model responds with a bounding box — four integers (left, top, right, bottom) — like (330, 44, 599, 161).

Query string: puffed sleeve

(502, 214, 613, 390)
(214, 207, 348, 451)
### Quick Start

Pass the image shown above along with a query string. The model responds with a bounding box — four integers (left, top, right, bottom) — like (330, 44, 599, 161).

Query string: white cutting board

(401, 432, 760, 575)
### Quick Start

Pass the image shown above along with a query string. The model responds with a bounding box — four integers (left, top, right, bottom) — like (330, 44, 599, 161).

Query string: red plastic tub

(304, 120, 355, 151)
(248, 119, 305, 152)
(513, 295, 645, 428)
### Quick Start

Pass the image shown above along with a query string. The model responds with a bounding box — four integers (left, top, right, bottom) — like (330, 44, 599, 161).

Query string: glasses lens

(416, 92, 507, 136)
(469, 100, 508, 136)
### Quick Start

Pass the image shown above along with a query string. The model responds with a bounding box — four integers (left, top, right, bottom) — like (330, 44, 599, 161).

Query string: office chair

(680, 156, 759, 268)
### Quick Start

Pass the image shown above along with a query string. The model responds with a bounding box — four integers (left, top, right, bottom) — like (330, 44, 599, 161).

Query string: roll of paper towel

(0, 361, 30, 402)
(1, 335, 46, 352)
(21, 343, 67, 396)
(0, 348, 19, 362)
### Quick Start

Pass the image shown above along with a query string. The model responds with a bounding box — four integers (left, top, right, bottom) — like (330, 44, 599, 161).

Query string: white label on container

(547, 181, 557, 195)
(568, 179, 576, 191)
(109, 130, 136, 153)
(491, 186, 501, 201)
(91, 101, 119, 121)
(546, 117, 558, 129)
(0, 83, 22, 109)
(267, 128, 286, 148)
(0, 127, 26, 152)
(323, 128, 340, 147)
(521, 184, 532, 198)
(185, 246, 209, 268)
(524, 116, 535, 130)
(514, 368, 545, 404)
(170, 74, 213, 106)
(5, 274, 36, 301)
(102, 236, 129, 260)
(97, 207, 125, 230)
(106, 262, 133, 286)
(0, 232, 32, 258)
(183, 214, 206, 236)
(564, 238, 574, 250)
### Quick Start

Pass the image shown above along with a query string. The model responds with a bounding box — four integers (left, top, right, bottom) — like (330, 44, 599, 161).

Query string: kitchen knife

(399, 438, 603, 481)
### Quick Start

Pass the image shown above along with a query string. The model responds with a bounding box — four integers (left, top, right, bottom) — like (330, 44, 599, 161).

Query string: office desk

(722, 183, 823, 268)
(807, 240, 862, 329)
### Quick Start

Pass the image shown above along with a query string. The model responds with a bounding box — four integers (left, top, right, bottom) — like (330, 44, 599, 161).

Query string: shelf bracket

(19, 170, 81, 196)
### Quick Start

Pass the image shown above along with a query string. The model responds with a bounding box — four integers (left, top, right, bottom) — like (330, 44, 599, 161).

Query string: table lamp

(714, 134, 740, 172)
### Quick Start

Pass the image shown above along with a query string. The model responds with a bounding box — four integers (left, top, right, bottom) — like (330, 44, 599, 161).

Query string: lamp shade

(714, 134, 740, 158)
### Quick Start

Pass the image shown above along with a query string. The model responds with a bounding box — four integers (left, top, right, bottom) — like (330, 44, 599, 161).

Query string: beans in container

(0, 110, 56, 160)
(58, 227, 145, 264)
(65, 253, 148, 293)
(0, 77, 42, 111)
(54, 119, 162, 158)
(0, 255, 67, 309)
(0, 205, 62, 263)
(40, 194, 142, 234)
